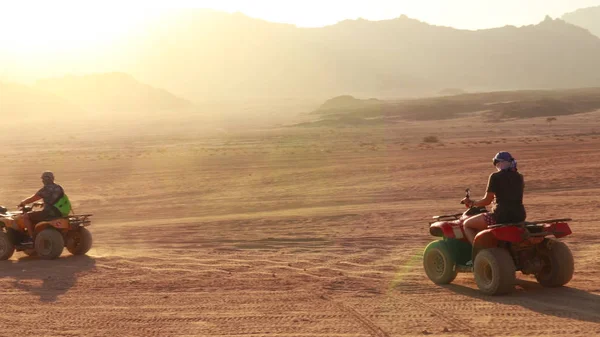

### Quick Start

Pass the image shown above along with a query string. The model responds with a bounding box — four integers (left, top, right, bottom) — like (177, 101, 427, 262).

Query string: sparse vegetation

(423, 136, 440, 143)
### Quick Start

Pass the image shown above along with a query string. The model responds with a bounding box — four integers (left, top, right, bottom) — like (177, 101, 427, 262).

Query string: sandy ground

(0, 110, 599, 336)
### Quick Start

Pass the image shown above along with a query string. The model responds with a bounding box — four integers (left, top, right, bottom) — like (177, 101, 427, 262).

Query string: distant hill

(35, 73, 194, 114)
(5, 10, 600, 100)
(562, 6, 600, 37)
(96, 12, 600, 99)
(316, 95, 383, 113)
(0, 81, 82, 121)
(438, 88, 468, 96)
(303, 88, 600, 126)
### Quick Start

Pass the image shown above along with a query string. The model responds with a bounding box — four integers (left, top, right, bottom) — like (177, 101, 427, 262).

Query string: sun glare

(0, 0, 415, 56)
(0, 0, 498, 56)
(1, 0, 598, 58)
(0, 3, 157, 55)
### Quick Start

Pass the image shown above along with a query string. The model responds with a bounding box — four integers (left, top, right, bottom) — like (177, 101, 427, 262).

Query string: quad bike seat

(489, 218, 572, 229)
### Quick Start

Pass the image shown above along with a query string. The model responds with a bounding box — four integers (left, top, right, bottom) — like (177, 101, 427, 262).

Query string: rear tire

(474, 248, 516, 295)
(423, 240, 458, 284)
(535, 239, 574, 287)
(0, 231, 15, 260)
(66, 228, 93, 255)
(35, 229, 64, 260)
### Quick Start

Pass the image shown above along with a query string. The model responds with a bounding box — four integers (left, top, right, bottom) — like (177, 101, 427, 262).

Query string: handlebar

(19, 206, 32, 213)
(17, 202, 44, 213)
(430, 188, 486, 223)
(460, 188, 471, 204)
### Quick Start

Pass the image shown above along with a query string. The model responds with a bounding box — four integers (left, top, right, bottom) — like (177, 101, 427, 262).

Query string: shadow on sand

(443, 279, 600, 324)
(0, 254, 96, 302)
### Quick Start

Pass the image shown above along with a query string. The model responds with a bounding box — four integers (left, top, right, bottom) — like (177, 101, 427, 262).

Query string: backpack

(53, 194, 72, 216)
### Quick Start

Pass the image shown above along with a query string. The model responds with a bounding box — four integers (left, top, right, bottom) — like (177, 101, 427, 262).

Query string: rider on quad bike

(19, 171, 71, 242)
(423, 152, 574, 295)
(462, 152, 526, 248)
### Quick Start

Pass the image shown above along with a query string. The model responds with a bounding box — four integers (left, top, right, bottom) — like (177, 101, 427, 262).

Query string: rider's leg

(23, 214, 34, 239)
(24, 210, 45, 240)
(463, 213, 491, 244)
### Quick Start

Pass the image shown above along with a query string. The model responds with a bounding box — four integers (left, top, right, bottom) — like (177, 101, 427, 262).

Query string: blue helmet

(493, 152, 513, 166)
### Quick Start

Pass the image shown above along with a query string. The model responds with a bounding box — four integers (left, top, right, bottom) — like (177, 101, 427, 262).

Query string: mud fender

(550, 222, 572, 238)
(472, 229, 498, 259)
(472, 226, 525, 259)
(491, 226, 525, 242)
(429, 221, 459, 239)
(34, 218, 69, 234)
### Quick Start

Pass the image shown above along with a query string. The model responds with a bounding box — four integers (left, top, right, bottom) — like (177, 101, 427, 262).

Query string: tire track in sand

(320, 294, 390, 337)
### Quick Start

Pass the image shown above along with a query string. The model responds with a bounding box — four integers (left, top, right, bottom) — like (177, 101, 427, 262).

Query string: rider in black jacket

(461, 152, 526, 244)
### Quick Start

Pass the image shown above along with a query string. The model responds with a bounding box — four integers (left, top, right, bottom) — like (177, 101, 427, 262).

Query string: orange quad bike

(0, 202, 92, 260)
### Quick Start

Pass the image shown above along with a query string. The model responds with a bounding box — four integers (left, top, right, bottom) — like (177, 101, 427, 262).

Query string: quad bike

(0, 202, 92, 260)
(423, 189, 574, 295)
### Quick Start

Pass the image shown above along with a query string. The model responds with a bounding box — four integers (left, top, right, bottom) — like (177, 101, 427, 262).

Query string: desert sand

(0, 109, 598, 337)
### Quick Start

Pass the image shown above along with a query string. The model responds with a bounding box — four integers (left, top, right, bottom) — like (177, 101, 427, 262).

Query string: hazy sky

(190, 0, 600, 28)
(0, 0, 599, 54)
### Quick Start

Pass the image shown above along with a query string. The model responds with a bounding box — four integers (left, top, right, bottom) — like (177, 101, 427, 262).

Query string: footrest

(456, 265, 473, 273)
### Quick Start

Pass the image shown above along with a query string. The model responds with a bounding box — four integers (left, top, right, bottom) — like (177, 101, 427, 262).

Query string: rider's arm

(19, 194, 42, 207)
(471, 192, 495, 207)
(470, 173, 497, 207)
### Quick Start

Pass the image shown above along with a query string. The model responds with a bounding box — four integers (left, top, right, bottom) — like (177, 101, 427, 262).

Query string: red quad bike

(423, 189, 574, 295)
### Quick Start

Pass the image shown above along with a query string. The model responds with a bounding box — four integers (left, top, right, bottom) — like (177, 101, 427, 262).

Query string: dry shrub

(423, 136, 439, 143)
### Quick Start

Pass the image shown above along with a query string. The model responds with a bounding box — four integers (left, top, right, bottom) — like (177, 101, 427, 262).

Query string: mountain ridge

(3, 10, 600, 101)
(562, 6, 600, 38)
(114, 11, 600, 100)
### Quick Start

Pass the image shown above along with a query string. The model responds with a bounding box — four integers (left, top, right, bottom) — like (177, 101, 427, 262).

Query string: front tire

(535, 239, 574, 287)
(35, 229, 64, 260)
(0, 231, 15, 260)
(66, 228, 93, 255)
(474, 248, 516, 295)
(423, 240, 458, 284)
